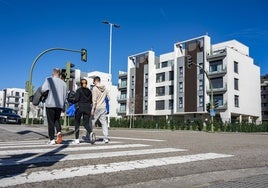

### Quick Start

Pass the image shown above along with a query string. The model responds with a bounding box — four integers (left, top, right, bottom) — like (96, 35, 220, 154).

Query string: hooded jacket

(91, 82, 109, 110)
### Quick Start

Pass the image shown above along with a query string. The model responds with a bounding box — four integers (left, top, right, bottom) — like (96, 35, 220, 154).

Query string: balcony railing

(207, 83, 227, 94)
(207, 49, 227, 60)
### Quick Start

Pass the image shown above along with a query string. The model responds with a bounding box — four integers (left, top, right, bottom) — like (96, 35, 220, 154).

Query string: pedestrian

(72, 78, 95, 144)
(91, 76, 110, 143)
(41, 68, 67, 145)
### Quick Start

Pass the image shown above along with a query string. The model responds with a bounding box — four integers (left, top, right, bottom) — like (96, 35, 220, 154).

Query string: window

(169, 99, 173, 109)
(179, 82, 183, 93)
(234, 95, 239, 107)
(161, 61, 168, 68)
(199, 63, 204, 74)
(199, 79, 203, 91)
(145, 73, 148, 83)
(179, 67, 183, 75)
(234, 78, 239, 90)
(156, 86, 165, 96)
(169, 71, 174, 81)
(211, 77, 223, 89)
(179, 97, 183, 108)
(234, 61, 238, 73)
(156, 73, 165, 83)
(144, 87, 148, 97)
(169, 86, 174, 95)
(156, 100, 165, 110)
(145, 101, 148, 110)
(210, 60, 223, 72)
(199, 96, 203, 107)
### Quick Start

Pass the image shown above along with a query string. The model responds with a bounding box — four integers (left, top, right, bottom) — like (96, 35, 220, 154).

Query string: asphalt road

(0, 124, 267, 188)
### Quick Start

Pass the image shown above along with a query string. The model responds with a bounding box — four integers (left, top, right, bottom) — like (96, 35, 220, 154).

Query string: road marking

(0, 153, 233, 187)
(0, 140, 122, 149)
(0, 148, 187, 166)
(0, 144, 150, 156)
(109, 136, 166, 142)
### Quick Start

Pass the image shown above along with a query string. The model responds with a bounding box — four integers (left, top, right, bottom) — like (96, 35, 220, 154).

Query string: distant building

(121, 35, 261, 124)
(261, 74, 268, 122)
(0, 88, 28, 117)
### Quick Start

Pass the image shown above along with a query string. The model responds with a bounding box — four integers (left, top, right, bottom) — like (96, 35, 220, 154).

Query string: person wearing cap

(72, 78, 95, 144)
(41, 68, 67, 145)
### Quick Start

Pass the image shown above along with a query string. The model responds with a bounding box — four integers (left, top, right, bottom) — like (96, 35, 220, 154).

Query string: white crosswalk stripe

(0, 138, 233, 187)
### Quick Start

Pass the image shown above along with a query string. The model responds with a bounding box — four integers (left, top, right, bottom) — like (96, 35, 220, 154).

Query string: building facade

(261, 74, 268, 122)
(122, 35, 261, 124)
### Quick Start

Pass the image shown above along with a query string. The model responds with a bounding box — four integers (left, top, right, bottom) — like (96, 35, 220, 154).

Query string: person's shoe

(103, 138, 109, 144)
(47, 139, 56, 145)
(55, 132, 62, 144)
(82, 135, 89, 142)
(89, 132, 96, 144)
(72, 139, 80, 144)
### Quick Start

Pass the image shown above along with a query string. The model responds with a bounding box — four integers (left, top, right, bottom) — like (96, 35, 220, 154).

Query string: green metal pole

(190, 63, 214, 132)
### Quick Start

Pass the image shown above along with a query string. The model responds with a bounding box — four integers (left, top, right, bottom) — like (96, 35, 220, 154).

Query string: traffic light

(206, 103, 211, 112)
(81, 48, 87, 62)
(66, 62, 75, 80)
(214, 100, 219, 109)
(186, 55, 193, 68)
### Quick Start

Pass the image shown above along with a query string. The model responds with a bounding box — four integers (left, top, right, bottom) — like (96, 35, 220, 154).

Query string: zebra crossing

(0, 136, 233, 187)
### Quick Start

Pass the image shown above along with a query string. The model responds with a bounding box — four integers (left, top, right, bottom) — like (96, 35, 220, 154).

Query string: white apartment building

(0, 88, 28, 117)
(123, 35, 261, 124)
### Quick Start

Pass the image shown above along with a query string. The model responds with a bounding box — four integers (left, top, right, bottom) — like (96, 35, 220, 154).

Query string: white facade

(124, 35, 261, 124)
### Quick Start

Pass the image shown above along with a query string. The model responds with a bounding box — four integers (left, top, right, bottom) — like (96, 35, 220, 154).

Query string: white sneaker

(72, 139, 80, 144)
(103, 138, 109, 144)
(47, 139, 56, 145)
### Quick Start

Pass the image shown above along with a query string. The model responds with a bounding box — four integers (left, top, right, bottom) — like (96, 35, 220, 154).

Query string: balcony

(207, 49, 227, 60)
(7, 95, 21, 99)
(118, 83, 127, 90)
(207, 83, 227, 94)
(207, 67, 227, 78)
(117, 96, 127, 102)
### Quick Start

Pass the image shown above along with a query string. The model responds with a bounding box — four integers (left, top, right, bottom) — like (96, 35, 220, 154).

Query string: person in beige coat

(91, 76, 110, 143)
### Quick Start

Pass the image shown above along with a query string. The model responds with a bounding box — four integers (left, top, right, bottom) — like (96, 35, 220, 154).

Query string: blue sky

(0, 0, 267, 90)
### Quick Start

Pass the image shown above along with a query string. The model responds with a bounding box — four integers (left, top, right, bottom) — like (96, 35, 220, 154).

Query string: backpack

(67, 90, 76, 104)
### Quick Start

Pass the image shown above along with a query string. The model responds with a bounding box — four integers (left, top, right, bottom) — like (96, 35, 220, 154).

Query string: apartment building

(123, 35, 261, 124)
(0, 88, 27, 117)
(261, 74, 268, 122)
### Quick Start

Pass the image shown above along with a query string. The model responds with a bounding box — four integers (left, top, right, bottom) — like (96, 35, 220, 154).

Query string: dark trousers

(74, 104, 92, 139)
(46, 107, 62, 140)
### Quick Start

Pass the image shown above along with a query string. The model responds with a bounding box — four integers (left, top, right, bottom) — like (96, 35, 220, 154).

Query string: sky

(0, 0, 268, 90)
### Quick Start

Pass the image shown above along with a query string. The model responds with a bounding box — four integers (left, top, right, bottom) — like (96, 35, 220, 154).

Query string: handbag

(66, 103, 76, 117)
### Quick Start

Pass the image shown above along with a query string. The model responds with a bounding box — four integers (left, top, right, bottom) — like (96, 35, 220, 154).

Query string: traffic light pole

(26, 48, 86, 125)
(187, 61, 214, 132)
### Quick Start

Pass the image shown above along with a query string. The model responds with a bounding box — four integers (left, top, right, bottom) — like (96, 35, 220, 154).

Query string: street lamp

(102, 20, 120, 83)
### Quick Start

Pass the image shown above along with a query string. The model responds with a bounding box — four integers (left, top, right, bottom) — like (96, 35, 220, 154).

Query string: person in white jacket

(91, 76, 110, 143)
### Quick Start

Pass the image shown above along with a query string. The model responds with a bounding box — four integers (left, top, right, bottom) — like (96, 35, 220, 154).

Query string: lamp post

(102, 20, 120, 128)
(102, 20, 120, 83)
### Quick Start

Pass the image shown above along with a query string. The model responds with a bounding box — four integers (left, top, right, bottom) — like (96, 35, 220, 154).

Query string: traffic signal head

(214, 100, 219, 109)
(81, 48, 87, 62)
(206, 103, 211, 112)
(186, 55, 193, 68)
